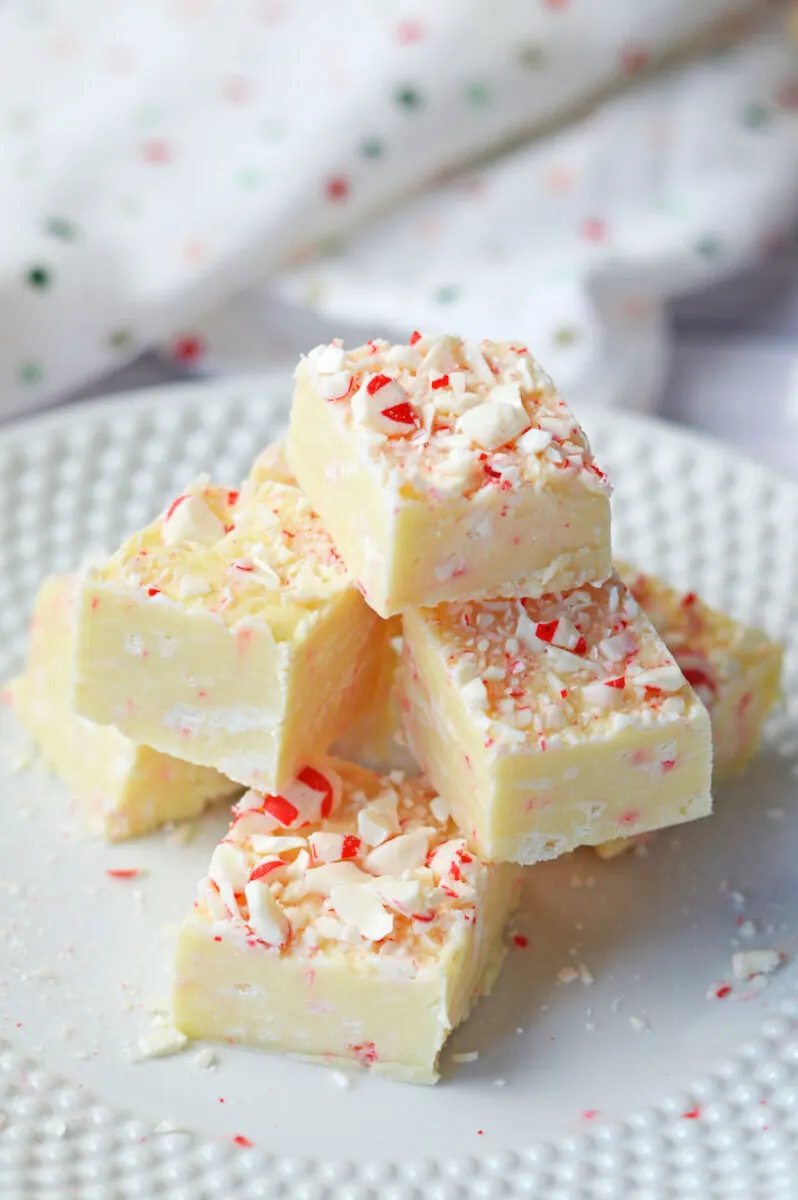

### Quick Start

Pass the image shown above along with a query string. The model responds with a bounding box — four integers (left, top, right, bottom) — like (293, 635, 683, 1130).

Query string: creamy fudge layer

(73, 468, 382, 792)
(595, 565, 783, 860)
(287, 335, 612, 617)
(402, 573, 713, 864)
(173, 758, 521, 1083)
(10, 574, 239, 840)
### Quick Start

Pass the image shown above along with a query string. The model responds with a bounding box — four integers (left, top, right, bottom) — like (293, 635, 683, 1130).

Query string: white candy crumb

(493, 1078, 507, 1088)
(452, 1051, 479, 1063)
(168, 822, 196, 846)
(332, 1070, 351, 1089)
(557, 967, 579, 985)
(516, 1027, 524, 1035)
(739, 920, 758, 940)
(766, 808, 785, 821)
(578, 963, 595, 986)
(611, 996, 623, 1013)
(731, 890, 747, 907)
(44, 1118, 67, 1139)
(629, 1015, 649, 1033)
(194, 1047, 216, 1070)
(154, 1119, 192, 1136)
(135, 1027, 188, 1061)
(732, 949, 783, 980)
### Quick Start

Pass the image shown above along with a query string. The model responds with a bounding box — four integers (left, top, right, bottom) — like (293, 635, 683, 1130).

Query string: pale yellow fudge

(287, 334, 612, 617)
(10, 574, 239, 840)
(73, 472, 383, 792)
(595, 566, 783, 860)
(173, 758, 521, 1083)
(401, 573, 713, 864)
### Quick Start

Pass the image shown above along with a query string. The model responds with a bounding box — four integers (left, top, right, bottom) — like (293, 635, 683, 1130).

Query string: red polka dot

(543, 0, 569, 9)
(171, 335, 205, 363)
(325, 175, 349, 203)
(397, 19, 425, 43)
(223, 76, 253, 104)
(142, 139, 172, 164)
(620, 44, 649, 73)
(582, 217, 607, 243)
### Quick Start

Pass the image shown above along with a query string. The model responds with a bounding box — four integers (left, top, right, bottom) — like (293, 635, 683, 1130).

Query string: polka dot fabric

(0, 1, 794, 417)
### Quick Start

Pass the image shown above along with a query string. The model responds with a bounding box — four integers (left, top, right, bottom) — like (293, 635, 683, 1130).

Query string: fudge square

(287, 334, 612, 617)
(595, 565, 783, 860)
(73, 470, 382, 792)
(401, 572, 713, 864)
(172, 758, 521, 1084)
(10, 573, 239, 840)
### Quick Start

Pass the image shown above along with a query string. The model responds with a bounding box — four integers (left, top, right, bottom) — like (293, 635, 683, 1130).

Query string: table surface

(64, 242, 798, 481)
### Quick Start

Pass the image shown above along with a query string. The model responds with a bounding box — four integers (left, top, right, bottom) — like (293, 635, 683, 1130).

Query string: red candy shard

(535, 620, 558, 643)
(341, 834, 361, 860)
(106, 868, 140, 879)
(381, 401, 417, 426)
(349, 1041, 378, 1066)
(248, 860, 282, 882)
(409, 330, 423, 345)
(574, 636, 588, 655)
(147, 587, 160, 597)
(682, 1106, 701, 1120)
(262, 793, 299, 826)
(233, 1135, 253, 1148)
(605, 677, 625, 689)
(366, 373, 392, 395)
(297, 765, 334, 818)
(430, 374, 449, 390)
(512, 934, 528, 948)
(226, 490, 239, 506)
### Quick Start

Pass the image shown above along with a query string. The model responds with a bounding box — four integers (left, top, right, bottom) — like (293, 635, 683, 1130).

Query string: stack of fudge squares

(11, 335, 783, 1085)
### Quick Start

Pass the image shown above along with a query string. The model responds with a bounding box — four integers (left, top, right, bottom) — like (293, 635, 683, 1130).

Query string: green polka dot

(553, 326, 579, 346)
(45, 216, 78, 242)
(18, 361, 43, 385)
(518, 42, 547, 69)
(395, 84, 423, 111)
(25, 265, 53, 290)
(109, 329, 133, 350)
(695, 234, 722, 260)
(360, 137, 384, 159)
(435, 284, 460, 305)
(740, 102, 770, 130)
(237, 167, 262, 189)
(466, 82, 490, 106)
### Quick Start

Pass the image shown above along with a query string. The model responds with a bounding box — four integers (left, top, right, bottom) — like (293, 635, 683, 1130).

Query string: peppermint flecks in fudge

(172, 758, 521, 1084)
(10, 573, 240, 840)
(72, 467, 383, 792)
(401, 572, 713, 864)
(595, 565, 783, 860)
(287, 334, 612, 617)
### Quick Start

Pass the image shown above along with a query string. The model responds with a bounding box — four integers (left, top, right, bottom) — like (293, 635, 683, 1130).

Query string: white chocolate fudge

(10, 574, 239, 840)
(402, 573, 713, 864)
(173, 758, 520, 1083)
(332, 616, 418, 774)
(595, 566, 783, 860)
(287, 334, 612, 617)
(73, 470, 382, 792)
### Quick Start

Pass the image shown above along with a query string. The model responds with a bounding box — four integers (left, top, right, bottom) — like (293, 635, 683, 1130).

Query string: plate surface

(0, 377, 797, 1200)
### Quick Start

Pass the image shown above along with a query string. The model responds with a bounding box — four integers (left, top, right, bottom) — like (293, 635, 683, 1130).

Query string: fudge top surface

(192, 758, 504, 973)
(619, 563, 782, 707)
(407, 572, 709, 754)
(89, 470, 351, 639)
(299, 334, 612, 502)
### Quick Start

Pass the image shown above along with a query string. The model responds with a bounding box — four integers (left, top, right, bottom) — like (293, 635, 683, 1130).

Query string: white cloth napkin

(0, 0, 795, 421)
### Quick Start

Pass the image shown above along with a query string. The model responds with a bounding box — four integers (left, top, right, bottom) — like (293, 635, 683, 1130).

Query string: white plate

(0, 377, 797, 1200)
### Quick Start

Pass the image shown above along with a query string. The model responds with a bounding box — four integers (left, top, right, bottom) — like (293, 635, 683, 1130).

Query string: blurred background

(1, 0, 797, 471)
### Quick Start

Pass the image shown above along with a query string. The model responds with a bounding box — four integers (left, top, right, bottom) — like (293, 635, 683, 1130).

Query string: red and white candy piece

(257, 764, 343, 830)
(632, 663, 687, 693)
(428, 838, 476, 885)
(351, 374, 419, 436)
(163, 494, 226, 546)
(456, 382, 529, 452)
(310, 342, 354, 401)
(357, 797, 401, 847)
(244, 879, 290, 947)
(674, 652, 718, 705)
(309, 831, 362, 864)
(304, 861, 371, 896)
(209, 842, 250, 912)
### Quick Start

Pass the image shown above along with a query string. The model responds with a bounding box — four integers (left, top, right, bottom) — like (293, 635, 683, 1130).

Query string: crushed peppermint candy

(135, 1026, 188, 1061)
(192, 760, 498, 963)
(732, 949, 784, 980)
(302, 335, 610, 498)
